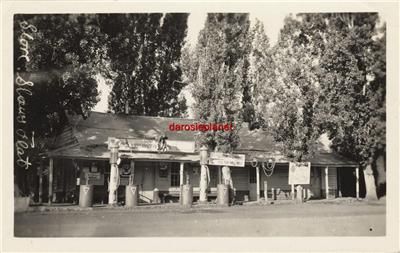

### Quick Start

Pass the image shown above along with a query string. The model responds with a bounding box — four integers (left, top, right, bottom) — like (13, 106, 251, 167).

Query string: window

(159, 163, 169, 178)
(249, 167, 256, 183)
(170, 164, 180, 187)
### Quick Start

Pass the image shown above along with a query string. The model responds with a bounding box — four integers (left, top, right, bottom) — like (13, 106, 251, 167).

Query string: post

(355, 167, 360, 200)
(185, 169, 190, 185)
(108, 139, 120, 206)
(130, 160, 135, 180)
(38, 163, 43, 204)
(325, 167, 329, 199)
(291, 184, 295, 200)
(264, 180, 268, 203)
(180, 162, 184, 186)
(48, 158, 54, 205)
(218, 166, 222, 184)
(296, 185, 304, 202)
(337, 168, 342, 197)
(179, 162, 184, 203)
(256, 166, 260, 201)
(199, 146, 208, 204)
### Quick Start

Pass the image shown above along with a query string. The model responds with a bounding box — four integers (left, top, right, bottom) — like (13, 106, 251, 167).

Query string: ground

(14, 198, 385, 237)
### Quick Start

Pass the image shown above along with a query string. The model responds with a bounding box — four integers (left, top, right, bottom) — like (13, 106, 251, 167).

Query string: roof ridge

(89, 111, 195, 121)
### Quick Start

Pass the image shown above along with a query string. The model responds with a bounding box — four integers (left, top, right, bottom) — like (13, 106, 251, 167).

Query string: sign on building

(208, 152, 245, 167)
(288, 162, 311, 185)
(108, 137, 195, 153)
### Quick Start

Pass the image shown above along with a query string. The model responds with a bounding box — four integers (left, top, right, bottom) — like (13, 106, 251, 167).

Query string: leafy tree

(100, 14, 162, 115)
(189, 13, 250, 153)
(268, 13, 386, 198)
(14, 14, 108, 194)
(102, 13, 189, 117)
(15, 14, 108, 134)
(318, 13, 386, 199)
(247, 19, 275, 130)
(150, 13, 189, 117)
(266, 14, 326, 161)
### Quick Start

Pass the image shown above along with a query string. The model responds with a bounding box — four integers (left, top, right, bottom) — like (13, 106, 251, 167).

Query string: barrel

(79, 184, 93, 208)
(217, 184, 229, 206)
(125, 184, 139, 207)
(181, 184, 193, 207)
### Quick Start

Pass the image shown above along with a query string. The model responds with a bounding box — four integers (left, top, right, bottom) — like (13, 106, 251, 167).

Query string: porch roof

(48, 111, 358, 167)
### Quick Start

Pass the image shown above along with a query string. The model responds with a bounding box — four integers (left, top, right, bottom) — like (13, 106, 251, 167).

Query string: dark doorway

(338, 167, 366, 198)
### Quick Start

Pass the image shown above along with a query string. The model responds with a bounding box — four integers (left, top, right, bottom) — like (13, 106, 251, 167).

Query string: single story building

(37, 111, 365, 205)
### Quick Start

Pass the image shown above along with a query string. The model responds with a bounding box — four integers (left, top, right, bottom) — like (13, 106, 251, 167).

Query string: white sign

(208, 152, 245, 167)
(108, 137, 195, 153)
(288, 162, 311, 185)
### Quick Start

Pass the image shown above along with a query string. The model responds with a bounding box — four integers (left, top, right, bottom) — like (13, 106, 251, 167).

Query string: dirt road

(14, 200, 385, 237)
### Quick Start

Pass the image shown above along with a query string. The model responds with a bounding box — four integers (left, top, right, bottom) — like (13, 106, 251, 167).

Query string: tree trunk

(363, 163, 378, 200)
(375, 154, 386, 198)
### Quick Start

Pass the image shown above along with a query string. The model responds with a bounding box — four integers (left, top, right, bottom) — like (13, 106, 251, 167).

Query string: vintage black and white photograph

(3, 1, 399, 251)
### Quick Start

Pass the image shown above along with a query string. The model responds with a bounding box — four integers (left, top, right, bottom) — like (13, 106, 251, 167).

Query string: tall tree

(102, 13, 189, 117)
(150, 13, 189, 117)
(247, 19, 275, 130)
(100, 14, 162, 115)
(190, 13, 250, 152)
(14, 14, 108, 194)
(318, 13, 386, 199)
(185, 13, 250, 203)
(266, 14, 327, 161)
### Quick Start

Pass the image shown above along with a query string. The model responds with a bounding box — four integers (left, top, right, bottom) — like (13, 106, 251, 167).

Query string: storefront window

(170, 165, 180, 187)
(159, 163, 169, 178)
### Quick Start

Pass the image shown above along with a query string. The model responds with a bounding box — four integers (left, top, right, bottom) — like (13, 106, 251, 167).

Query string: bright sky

(93, 12, 288, 113)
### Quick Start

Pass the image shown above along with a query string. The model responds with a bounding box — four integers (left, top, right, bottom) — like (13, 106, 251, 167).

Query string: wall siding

(231, 167, 249, 191)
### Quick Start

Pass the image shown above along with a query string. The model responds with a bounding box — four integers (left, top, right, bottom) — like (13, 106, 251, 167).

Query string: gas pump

(78, 162, 105, 207)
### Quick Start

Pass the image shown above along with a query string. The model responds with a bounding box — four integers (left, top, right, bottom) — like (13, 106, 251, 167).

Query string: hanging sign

(288, 162, 311, 185)
(108, 137, 195, 153)
(208, 152, 245, 167)
(80, 172, 104, 186)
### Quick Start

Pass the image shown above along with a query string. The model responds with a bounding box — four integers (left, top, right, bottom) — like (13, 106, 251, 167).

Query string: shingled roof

(48, 111, 358, 167)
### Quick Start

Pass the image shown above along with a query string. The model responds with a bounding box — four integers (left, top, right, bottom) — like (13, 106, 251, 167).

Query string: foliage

(265, 14, 327, 161)
(246, 19, 275, 130)
(318, 13, 386, 166)
(14, 14, 108, 138)
(101, 13, 189, 117)
(13, 14, 109, 194)
(187, 13, 250, 152)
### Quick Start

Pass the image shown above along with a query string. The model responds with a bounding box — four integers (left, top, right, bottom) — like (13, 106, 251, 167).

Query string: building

(39, 111, 365, 205)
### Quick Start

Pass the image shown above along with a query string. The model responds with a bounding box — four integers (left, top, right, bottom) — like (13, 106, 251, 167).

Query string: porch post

(179, 162, 184, 203)
(256, 165, 260, 201)
(355, 167, 360, 200)
(199, 146, 208, 204)
(130, 160, 135, 181)
(264, 180, 268, 203)
(325, 167, 329, 199)
(218, 166, 222, 184)
(48, 158, 54, 205)
(108, 139, 120, 206)
(291, 184, 295, 200)
(38, 162, 43, 204)
(180, 162, 184, 185)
